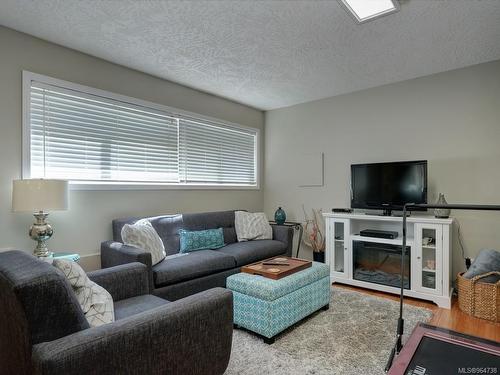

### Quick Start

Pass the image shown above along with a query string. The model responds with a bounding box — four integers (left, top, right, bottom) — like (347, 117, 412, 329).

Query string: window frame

(22, 71, 260, 191)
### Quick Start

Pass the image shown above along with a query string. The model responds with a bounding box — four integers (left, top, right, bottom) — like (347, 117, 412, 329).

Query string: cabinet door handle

(417, 256, 421, 260)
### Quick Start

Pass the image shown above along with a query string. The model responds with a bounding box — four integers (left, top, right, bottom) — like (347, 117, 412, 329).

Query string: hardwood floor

(333, 283, 500, 343)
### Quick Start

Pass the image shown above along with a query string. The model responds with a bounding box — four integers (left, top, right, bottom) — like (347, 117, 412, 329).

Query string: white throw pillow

(121, 219, 166, 266)
(234, 211, 273, 242)
(53, 259, 115, 328)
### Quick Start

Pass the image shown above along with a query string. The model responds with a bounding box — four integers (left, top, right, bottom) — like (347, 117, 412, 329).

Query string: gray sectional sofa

(101, 210, 294, 301)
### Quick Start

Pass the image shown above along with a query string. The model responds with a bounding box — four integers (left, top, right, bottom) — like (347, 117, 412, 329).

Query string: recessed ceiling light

(339, 0, 400, 24)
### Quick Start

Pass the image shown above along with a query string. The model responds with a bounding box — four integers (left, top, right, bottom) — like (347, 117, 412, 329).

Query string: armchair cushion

(152, 250, 236, 287)
(217, 240, 286, 266)
(114, 295, 169, 320)
(53, 259, 114, 328)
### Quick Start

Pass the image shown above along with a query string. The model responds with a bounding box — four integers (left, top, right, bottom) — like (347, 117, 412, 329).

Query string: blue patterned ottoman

(227, 262, 330, 344)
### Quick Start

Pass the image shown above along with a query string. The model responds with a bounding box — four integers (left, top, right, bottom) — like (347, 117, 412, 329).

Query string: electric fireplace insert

(353, 240, 410, 289)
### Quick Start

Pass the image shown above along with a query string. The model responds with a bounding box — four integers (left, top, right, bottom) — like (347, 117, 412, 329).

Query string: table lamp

(12, 179, 69, 257)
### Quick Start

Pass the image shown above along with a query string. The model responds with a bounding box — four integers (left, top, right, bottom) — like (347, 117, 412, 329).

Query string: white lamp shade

(12, 179, 69, 212)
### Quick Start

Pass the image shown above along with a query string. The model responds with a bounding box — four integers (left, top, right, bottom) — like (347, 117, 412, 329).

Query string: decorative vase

(274, 207, 286, 225)
(313, 251, 325, 263)
(434, 193, 451, 218)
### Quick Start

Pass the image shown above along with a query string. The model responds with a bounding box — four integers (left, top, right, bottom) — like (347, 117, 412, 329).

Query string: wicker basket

(457, 271, 500, 323)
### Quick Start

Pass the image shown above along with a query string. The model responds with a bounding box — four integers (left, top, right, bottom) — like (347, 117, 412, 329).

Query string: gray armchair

(0, 250, 233, 375)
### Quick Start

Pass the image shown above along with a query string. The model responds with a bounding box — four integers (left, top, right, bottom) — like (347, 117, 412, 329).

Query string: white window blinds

(27, 76, 258, 187)
(30, 83, 179, 183)
(179, 118, 257, 184)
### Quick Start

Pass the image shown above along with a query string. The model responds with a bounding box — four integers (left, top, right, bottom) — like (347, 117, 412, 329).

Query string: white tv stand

(323, 212, 454, 308)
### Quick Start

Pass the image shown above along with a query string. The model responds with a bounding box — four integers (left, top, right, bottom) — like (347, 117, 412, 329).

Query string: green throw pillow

(179, 228, 225, 253)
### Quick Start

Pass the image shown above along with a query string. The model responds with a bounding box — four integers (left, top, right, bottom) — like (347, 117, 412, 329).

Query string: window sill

(68, 181, 260, 191)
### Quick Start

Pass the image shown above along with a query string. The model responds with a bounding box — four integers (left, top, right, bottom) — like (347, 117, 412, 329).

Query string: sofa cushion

(217, 240, 286, 266)
(149, 215, 184, 255)
(114, 295, 169, 320)
(234, 211, 272, 242)
(112, 211, 239, 255)
(152, 250, 236, 287)
(113, 215, 183, 256)
(121, 219, 166, 265)
(182, 210, 238, 245)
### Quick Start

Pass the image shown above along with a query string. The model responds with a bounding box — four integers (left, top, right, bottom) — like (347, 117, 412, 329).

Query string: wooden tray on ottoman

(241, 256, 312, 280)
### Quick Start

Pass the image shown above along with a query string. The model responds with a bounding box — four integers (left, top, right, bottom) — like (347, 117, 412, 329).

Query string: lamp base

(29, 212, 54, 258)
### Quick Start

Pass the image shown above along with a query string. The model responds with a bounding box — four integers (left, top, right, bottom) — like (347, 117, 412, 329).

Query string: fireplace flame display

(353, 241, 410, 289)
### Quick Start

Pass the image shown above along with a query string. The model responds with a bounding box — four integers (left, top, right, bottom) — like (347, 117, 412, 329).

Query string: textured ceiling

(1, 0, 500, 110)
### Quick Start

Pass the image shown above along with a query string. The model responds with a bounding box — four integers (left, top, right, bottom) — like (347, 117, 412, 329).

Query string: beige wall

(0, 26, 264, 270)
(2, 25, 499, 276)
(264, 60, 500, 276)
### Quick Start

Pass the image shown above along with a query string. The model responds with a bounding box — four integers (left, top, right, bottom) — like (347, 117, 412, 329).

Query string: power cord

(456, 219, 471, 269)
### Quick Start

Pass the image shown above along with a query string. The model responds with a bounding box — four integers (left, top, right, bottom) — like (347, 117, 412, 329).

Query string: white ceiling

(1, 0, 500, 110)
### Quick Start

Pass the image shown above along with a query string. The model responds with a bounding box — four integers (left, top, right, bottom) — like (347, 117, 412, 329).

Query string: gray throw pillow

(235, 211, 272, 242)
(462, 249, 500, 284)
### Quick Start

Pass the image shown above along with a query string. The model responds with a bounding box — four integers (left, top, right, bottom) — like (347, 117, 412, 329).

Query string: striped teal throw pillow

(179, 228, 225, 253)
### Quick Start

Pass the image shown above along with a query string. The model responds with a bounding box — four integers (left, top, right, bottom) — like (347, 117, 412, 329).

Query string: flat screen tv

(351, 160, 427, 215)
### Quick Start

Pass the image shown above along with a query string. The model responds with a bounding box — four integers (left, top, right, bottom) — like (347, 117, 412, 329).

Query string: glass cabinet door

(414, 223, 442, 295)
(327, 219, 349, 279)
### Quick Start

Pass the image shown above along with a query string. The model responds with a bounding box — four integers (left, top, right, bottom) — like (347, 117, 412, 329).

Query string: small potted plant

(302, 207, 326, 262)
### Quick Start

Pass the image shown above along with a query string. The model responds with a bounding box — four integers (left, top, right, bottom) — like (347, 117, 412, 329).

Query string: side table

(269, 221, 303, 258)
(41, 252, 81, 263)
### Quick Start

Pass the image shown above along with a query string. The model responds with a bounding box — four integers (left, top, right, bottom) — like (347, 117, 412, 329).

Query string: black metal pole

(384, 204, 407, 372)
(410, 204, 500, 211)
(384, 203, 500, 372)
(399, 205, 407, 351)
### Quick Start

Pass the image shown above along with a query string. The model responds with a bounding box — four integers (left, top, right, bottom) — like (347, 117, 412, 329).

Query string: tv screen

(351, 160, 427, 212)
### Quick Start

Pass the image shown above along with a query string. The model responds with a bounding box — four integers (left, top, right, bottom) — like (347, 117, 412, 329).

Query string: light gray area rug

(225, 288, 432, 375)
